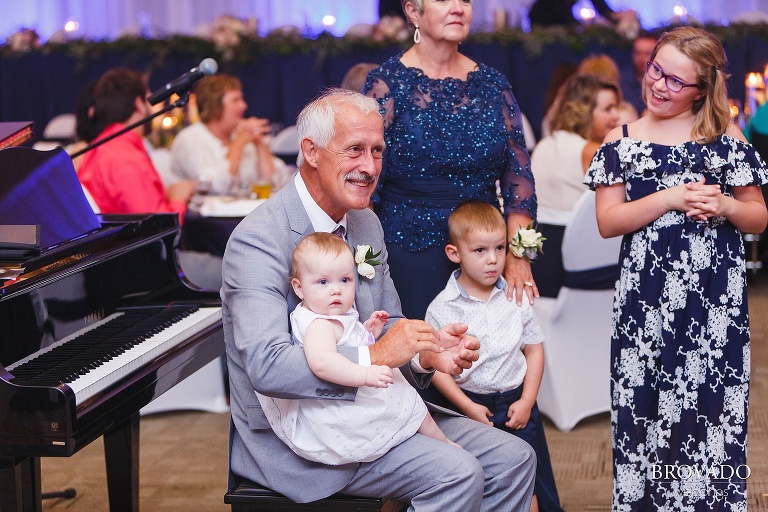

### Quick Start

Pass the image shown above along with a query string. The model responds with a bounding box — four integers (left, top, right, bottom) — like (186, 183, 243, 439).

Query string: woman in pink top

(79, 68, 196, 218)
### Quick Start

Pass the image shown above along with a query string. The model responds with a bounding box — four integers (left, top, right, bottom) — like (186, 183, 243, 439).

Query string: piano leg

(103, 412, 139, 512)
(0, 456, 43, 512)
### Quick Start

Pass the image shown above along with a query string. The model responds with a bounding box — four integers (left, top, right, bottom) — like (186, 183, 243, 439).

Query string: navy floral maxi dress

(585, 131, 768, 511)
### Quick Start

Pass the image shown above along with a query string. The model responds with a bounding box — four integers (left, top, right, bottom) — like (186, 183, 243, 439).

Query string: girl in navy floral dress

(585, 27, 768, 510)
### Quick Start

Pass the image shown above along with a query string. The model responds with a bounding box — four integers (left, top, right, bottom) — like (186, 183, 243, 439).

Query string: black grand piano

(0, 146, 224, 511)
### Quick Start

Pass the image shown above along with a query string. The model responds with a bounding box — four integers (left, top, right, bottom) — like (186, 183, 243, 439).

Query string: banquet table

(3, 34, 768, 143)
(179, 196, 264, 257)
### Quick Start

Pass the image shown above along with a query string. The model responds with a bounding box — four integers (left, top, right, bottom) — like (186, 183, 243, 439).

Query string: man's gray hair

(295, 88, 382, 167)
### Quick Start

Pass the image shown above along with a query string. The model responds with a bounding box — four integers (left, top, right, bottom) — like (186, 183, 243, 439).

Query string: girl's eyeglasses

(646, 62, 702, 93)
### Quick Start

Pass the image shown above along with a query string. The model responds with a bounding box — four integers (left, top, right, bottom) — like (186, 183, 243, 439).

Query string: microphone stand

(70, 93, 190, 159)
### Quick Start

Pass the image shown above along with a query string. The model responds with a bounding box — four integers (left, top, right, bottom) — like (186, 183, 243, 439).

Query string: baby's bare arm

(303, 318, 392, 387)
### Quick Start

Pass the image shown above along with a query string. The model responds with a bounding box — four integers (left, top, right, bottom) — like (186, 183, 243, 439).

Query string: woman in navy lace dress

(363, 0, 537, 323)
(585, 27, 768, 510)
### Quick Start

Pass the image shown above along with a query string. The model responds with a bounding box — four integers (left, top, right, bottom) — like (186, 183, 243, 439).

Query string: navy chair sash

(562, 264, 619, 290)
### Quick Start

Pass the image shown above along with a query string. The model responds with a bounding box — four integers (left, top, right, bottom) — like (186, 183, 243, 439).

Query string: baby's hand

(363, 310, 390, 338)
(462, 402, 493, 426)
(365, 364, 394, 388)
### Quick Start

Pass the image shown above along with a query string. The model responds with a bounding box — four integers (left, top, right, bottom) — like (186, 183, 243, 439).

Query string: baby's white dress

(256, 305, 428, 465)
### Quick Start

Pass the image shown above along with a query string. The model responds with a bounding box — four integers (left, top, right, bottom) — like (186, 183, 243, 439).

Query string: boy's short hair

(291, 232, 352, 279)
(448, 201, 506, 245)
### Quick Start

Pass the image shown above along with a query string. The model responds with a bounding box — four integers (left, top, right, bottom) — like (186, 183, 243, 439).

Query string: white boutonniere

(355, 245, 381, 282)
(508, 223, 545, 261)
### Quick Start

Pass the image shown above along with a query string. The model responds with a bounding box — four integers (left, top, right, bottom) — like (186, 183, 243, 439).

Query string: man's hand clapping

(426, 322, 480, 375)
(368, 319, 443, 368)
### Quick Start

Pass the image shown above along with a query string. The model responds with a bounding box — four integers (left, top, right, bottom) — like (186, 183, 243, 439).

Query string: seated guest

(542, 53, 623, 137)
(170, 74, 288, 196)
(65, 81, 98, 172)
(528, 0, 636, 28)
(531, 74, 620, 297)
(619, 31, 657, 116)
(221, 88, 536, 509)
(340, 62, 378, 93)
(79, 67, 196, 217)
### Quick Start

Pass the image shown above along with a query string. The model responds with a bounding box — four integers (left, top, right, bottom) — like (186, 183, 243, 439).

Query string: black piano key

(10, 306, 199, 386)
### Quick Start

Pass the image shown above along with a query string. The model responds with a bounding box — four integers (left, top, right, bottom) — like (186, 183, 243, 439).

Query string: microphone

(147, 58, 218, 105)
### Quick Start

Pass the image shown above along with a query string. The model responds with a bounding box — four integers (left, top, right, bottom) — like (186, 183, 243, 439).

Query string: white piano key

(66, 307, 221, 404)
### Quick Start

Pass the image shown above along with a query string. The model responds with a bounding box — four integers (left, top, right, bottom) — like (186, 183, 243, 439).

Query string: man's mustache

(344, 171, 376, 184)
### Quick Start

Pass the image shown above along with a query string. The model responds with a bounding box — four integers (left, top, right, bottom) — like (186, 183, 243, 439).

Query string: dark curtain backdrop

(2, 36, 767, 143)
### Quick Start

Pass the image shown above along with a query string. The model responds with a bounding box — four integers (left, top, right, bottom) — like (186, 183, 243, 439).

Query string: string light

(673, 6, 688, 18)
(322, 15, 336, 27)
(579, 7, 596, 21)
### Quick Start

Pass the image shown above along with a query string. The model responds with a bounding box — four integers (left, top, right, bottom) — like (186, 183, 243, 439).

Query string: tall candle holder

(728, 98, 745, 129)
(493, 8, 508, 31)
(745, 72, 765, 120)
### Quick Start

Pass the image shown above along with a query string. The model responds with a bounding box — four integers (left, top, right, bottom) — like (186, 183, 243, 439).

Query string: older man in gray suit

(221, 89, 536, 511)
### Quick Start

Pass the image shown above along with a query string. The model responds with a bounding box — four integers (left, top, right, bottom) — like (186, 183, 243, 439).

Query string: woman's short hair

(92, 68, 148, 134)
(552, 74, 619, 140)
(448, 201, 506, 246)
(577, 54, 621, 86)
(400, 0, 424, 28)
(341, 63, 379, 93)
(400, 0, 424, 14)
(194, 74, 242, 124)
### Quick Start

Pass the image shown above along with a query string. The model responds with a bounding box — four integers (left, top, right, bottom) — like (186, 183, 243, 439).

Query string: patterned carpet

(39, 273, 768, 511)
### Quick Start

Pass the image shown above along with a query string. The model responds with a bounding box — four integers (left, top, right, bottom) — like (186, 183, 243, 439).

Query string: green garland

(4, 22, 768, 67)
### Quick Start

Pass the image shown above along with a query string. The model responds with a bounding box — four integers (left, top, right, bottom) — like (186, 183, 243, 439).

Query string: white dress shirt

(425, 270, 544, 393)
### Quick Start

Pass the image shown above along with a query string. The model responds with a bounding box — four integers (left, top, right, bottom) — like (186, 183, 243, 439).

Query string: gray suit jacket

(221, 178, 430, 502)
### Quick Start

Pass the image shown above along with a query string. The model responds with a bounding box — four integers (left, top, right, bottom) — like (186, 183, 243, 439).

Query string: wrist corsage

(355, 245, 381, 282)
(508, 223, 545, 261)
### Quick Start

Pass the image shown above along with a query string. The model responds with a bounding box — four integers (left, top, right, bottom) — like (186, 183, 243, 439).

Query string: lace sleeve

(499, 86, 537, 221)
(363, 71, 395, 206)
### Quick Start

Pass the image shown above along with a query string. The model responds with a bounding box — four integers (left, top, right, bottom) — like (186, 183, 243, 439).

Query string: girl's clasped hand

(681, 178, 728, 221)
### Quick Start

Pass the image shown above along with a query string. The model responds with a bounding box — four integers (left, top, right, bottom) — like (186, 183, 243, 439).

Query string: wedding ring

(523, 281, 533, 287)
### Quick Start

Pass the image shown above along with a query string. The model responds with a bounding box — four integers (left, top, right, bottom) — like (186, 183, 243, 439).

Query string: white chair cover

(269, 124, 300, 157)
(42, 113, 76, 140)
(533, 190, 621, 431)
(140, 357, 229, 415)
(521, 113, 536, 152)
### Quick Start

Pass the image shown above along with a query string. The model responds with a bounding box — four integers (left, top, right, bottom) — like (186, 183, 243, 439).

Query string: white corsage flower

(355, 245, 381, 282)
(508, 223, 545, 261)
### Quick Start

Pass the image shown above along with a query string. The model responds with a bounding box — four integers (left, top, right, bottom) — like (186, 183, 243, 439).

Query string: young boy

(425, 201, 563, 512)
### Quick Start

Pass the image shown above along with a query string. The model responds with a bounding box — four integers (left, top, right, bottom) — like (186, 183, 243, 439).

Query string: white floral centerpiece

(198, 15, 258, 60)
(6, 28, 40, 53)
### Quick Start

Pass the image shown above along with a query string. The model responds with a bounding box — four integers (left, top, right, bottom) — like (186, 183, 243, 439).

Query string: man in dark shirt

(379, 0, 405, 21)
(528, 0, 615, 26)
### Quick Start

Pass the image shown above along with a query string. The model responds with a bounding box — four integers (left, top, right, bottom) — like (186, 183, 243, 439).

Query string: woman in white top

(170, 74, 286, 195)
(531, 74, 620, 297)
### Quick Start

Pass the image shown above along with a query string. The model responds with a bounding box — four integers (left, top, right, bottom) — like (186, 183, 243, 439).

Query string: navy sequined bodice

(364, 53, 536, 251)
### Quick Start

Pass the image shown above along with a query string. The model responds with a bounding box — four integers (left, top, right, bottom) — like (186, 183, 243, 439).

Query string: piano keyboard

(7, 306, 221, 404)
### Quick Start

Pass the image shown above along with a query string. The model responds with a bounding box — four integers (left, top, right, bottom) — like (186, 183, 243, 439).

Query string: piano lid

(0, 146, 101, 250)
